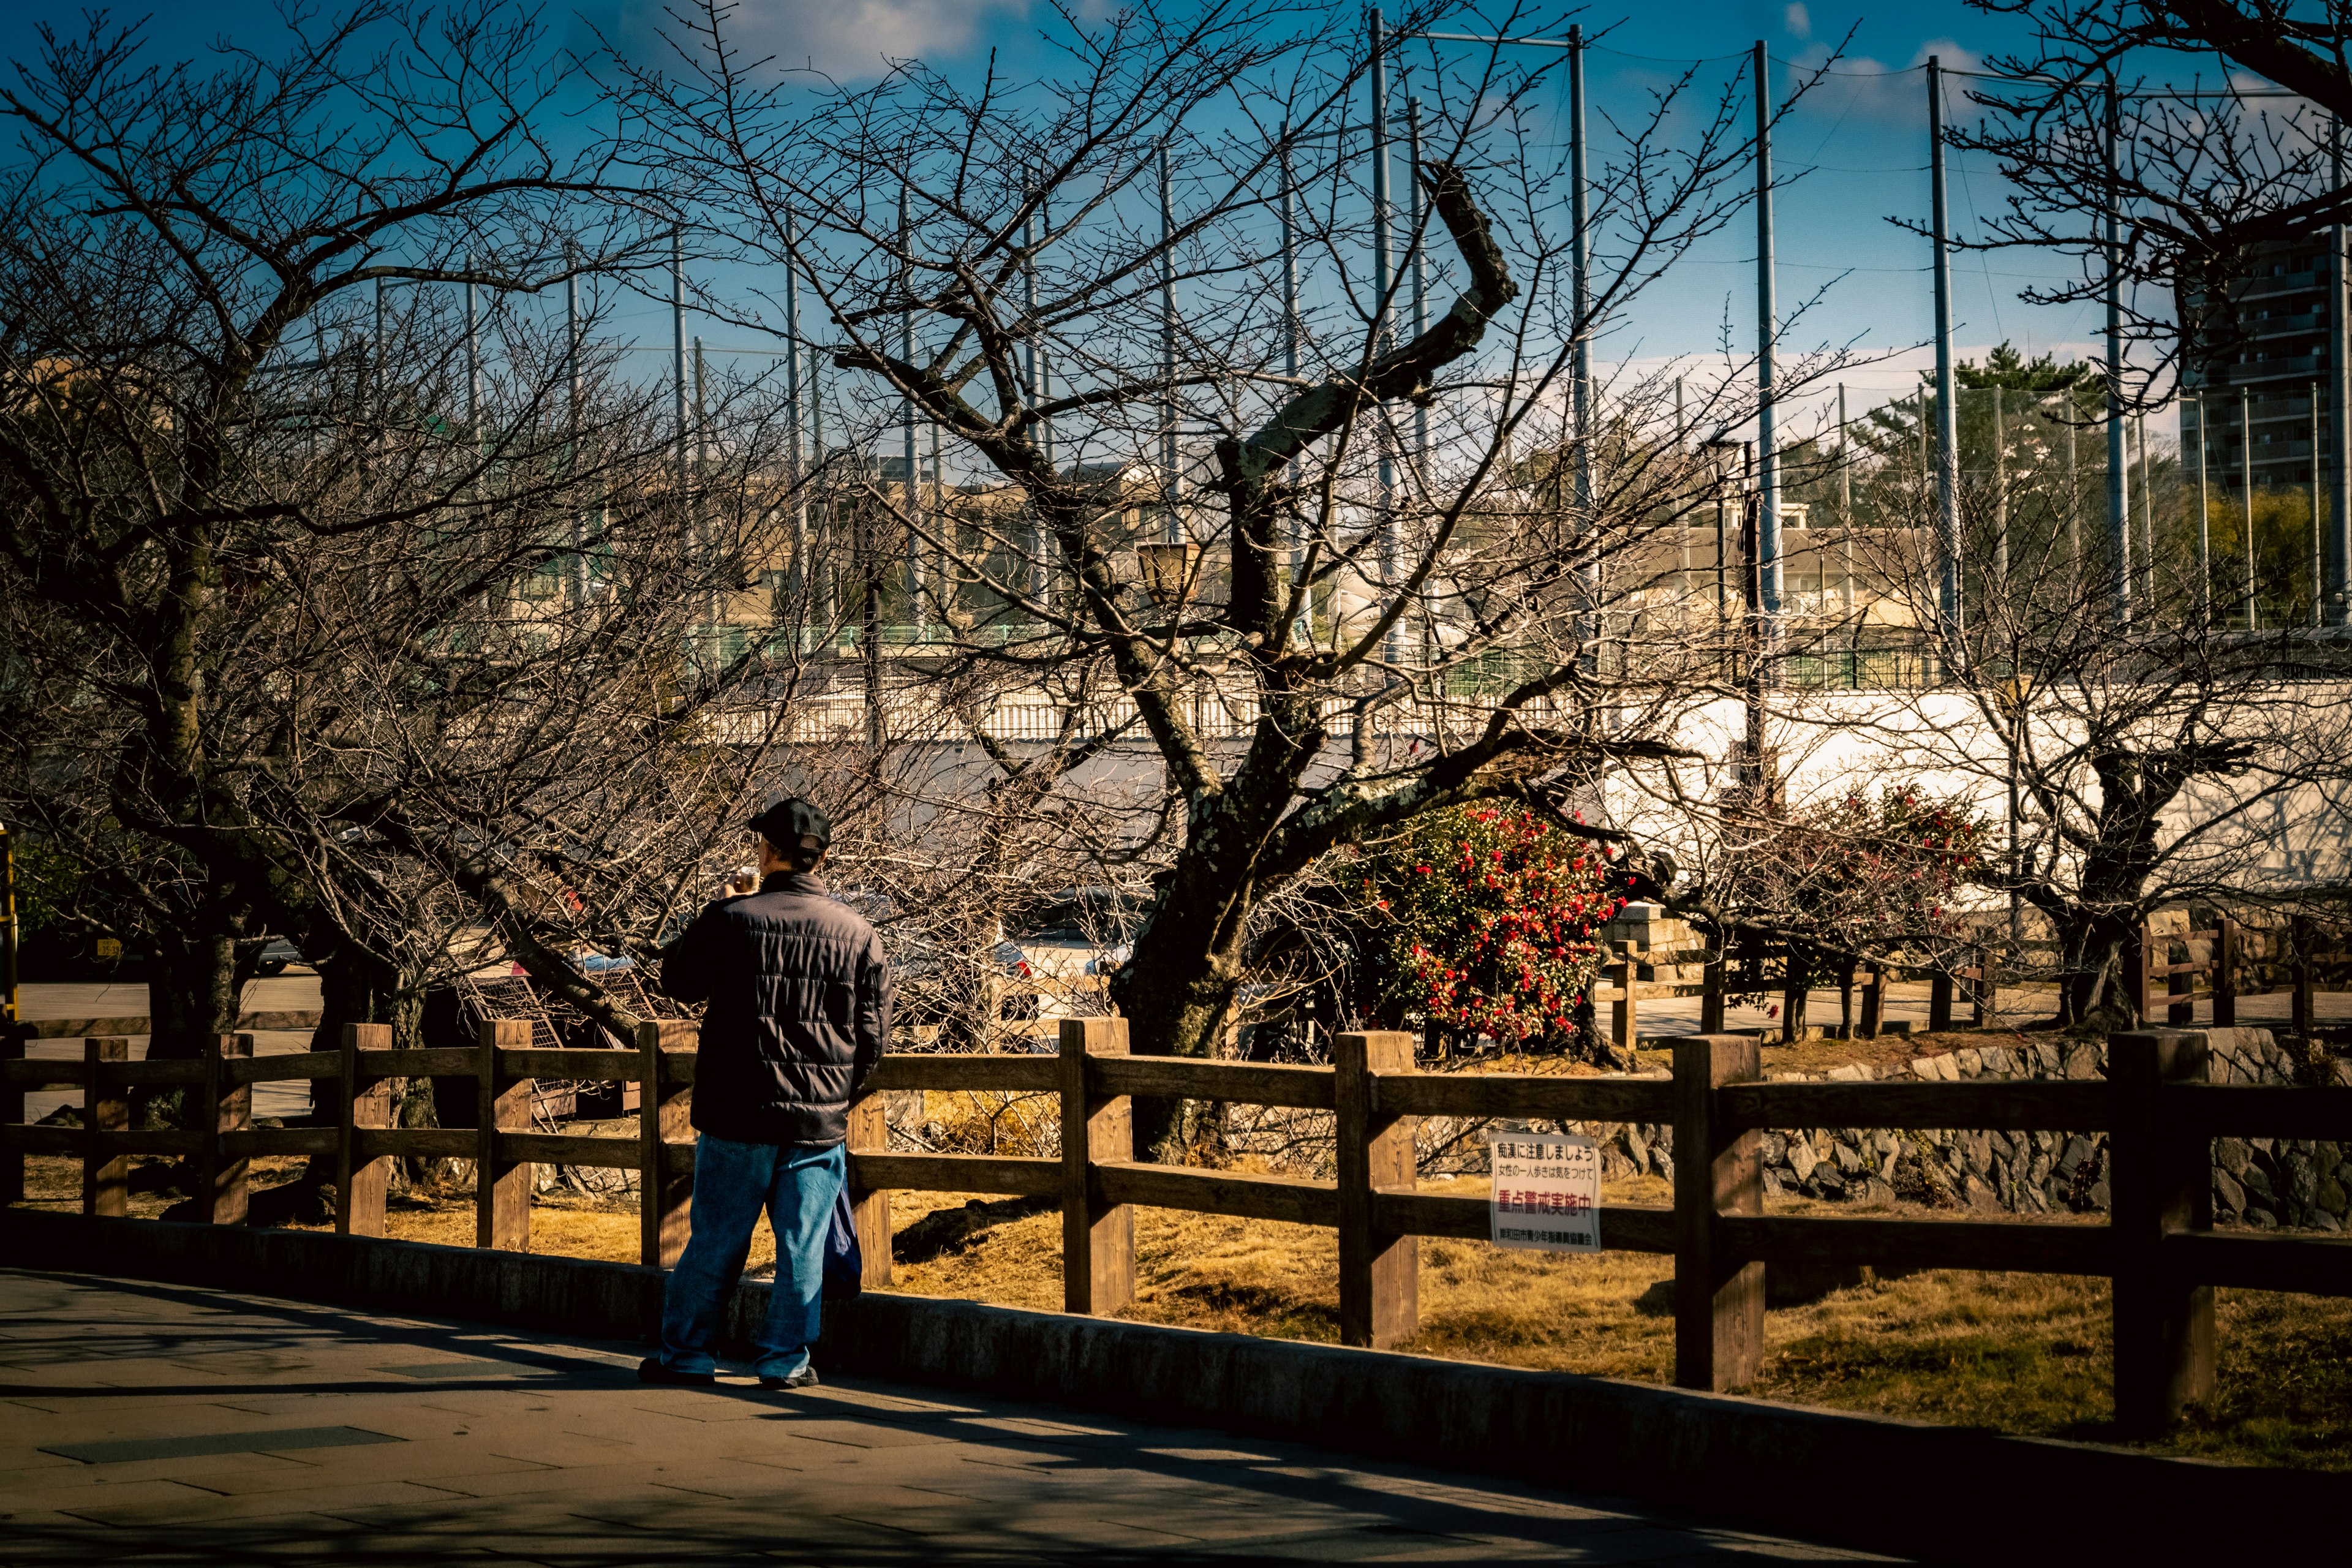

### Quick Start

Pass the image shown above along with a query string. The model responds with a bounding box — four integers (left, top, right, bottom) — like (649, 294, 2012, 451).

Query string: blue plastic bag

(822, 1183, 863, 1299)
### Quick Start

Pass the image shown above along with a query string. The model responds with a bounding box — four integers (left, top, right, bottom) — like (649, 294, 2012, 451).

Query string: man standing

(640, 797, 891, 1390)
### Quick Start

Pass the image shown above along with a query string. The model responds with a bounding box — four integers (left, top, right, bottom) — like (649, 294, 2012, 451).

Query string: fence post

(2, 1024, 24, 1206)
(1335, 1029, 1418, 1349)
(2291, 916, 2315, 1034)
(478, 1019, 532, 1251)
(1610, 943, 1638, 1052)
(1970, 942, 1991, 1028)
(1928, 967, 1954, 1033)
(2110, 1028, 2214, 1433)
(198, 1033, 251, 1226)
(638, 1019, 694, 1268)
(2123, 924, 2154, 1024)
(83, 1038, 128, 1218)
(2166, 933, 2196, 1025)
(1858, 964, 1883, 1039)
(2214, 917, 2239, 1028)
(336, 1023, 392, 1237)
(846, 1088, 892, 1287)
(1060, 1016, 1134, 1314)
(1671, 1033, 1763, 1391)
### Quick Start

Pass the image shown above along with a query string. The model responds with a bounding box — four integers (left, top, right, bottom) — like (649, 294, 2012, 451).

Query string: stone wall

(1583, 1028, 2352, 1233)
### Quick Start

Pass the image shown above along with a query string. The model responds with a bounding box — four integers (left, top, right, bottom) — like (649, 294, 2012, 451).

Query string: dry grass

(880, 1174, 2352, 1469)
(16, 1155, 2348, 1469)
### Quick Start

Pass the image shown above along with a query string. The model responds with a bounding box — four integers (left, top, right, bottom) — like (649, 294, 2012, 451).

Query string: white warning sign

(1489, 1131, 1602, 1253)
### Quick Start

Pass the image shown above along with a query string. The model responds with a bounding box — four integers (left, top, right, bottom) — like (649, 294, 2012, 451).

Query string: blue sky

(1, 2, 2146, 431)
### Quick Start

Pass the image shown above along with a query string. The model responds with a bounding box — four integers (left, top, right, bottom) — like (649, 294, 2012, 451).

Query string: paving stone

(0, 1267, 1900, 1566)
(56, 1477, 469, 1528)
(41, 1422, 403, 1464)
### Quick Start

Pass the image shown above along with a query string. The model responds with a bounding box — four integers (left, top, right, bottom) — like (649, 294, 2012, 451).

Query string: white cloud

(1781, 37, 1983, 126)
(638, 0, 1030, 81)
(1784, 4, 1811, 42)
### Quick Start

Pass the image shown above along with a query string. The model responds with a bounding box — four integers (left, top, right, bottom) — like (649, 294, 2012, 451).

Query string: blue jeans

(657, 1134, 843, 1380)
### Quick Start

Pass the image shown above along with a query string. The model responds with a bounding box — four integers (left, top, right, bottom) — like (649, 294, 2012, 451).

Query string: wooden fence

(1674, 916, 2332, 1046)
(6, 1017, 2351, 1431)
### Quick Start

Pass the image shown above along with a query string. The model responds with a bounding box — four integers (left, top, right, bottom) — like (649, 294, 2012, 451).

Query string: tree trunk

(134, 924, 238, 1128)
(2054, 915, 2135, 1030)
(146, 928, 239, 1061)
(1109, 914, 1250, 1160)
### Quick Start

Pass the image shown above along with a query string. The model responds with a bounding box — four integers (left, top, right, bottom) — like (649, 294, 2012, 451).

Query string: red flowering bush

(1359, 805, 1625, 1044)
(1731, 786, 1992, 956)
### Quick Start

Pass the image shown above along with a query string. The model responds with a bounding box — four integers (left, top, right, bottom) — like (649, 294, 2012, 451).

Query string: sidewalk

(0, 1268, 1893, 1564)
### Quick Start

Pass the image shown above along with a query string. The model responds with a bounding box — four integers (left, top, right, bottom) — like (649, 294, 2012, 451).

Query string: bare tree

(0, 5, 827, 1068)
(1722, 405, 2352, 1027)
(620, 0, 1843, 1150)
(1958, 1, 2352, 395)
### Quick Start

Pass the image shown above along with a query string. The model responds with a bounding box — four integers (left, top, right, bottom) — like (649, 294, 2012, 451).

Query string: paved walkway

(0, 1270, 1894, 1565)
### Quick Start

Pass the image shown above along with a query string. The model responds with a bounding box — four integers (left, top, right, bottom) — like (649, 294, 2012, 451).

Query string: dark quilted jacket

(657, 871, 892, 1145)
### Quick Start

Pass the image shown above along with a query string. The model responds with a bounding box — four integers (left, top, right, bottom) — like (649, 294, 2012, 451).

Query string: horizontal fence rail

(4, 1017, 2348, 1432)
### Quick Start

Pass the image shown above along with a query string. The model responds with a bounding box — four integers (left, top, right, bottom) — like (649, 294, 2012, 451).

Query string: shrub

(1359, 805, 1626, 1045)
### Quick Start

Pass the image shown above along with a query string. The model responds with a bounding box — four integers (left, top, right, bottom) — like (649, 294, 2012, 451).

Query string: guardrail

(6, 1017, 2350, 1432)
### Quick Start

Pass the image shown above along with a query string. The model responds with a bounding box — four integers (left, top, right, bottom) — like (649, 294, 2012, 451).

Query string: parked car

(253, 938, 303, 977)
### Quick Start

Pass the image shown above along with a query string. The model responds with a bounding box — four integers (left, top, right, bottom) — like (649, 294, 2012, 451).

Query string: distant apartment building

(2180, 236, 2339, 489)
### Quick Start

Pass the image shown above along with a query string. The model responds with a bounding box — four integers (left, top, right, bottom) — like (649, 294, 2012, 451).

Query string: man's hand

(723, 864, 760, 897)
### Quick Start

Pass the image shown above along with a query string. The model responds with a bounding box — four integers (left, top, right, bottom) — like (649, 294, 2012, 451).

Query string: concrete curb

(2, 1209, 2329, 1560)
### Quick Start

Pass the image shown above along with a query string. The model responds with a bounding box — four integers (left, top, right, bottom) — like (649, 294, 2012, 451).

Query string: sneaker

(759, 1365, 820, 1391)
(638, 1357, 715, 1387)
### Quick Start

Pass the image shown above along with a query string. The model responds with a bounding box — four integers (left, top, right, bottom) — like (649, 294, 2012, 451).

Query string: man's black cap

(747, 796, 831, 859)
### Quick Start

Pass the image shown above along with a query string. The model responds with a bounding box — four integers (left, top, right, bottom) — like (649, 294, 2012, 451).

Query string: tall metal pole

(1839, 382, 1855, 617)
(2135, 413, 2150, 607)
(672, 232, 688, 503)
(1570, 25, 1590, 476)
(1929, 58, 1962, 648)
(373, 276, 385, 418)
(1570, 25, 1594, 652)
(810, 309, 835, 628)
(1159, 142, 1180, 543)
(567, 255, 587, 606)
(1280, 122, 1300, 605)
(1754, 42, 1780, 679)
(565, 258, 579, 434)
(1992, 386, 2008, 604)
(1677, 379, 1692, 606)
(930, 414, 944, 636)
(1037, 186, 1055, 484)
(2105, 83, 2132, 624)
(464, 255, 481, 451)
(1024, 195, 1051, 606)
(2332, 126, 2352, 627)
(693, 334, 712, 657)
(810, 311, 832, 628)
(1408, 96, 1429, 467)
(2242, 385, 2258, 629)
(785, 214, 807, 616)
(900, 183, 926, 640)
(2066, 406, 2080, 600)
(1371, 10, 1401, 663)
(2312, 380, 2325, 626)
(2193, 394, 2210, 627)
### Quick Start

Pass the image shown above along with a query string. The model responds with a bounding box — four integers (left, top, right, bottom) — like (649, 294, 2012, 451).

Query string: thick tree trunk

(2052, 914, 2135, 1030)
(135, 923, 238, 1128)
(1109, 908, 1252, 1159)
(146, 929, 239, 1061)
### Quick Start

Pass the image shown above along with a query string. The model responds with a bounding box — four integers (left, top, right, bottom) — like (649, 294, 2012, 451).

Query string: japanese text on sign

(1488, 1131, 1600, 1253)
